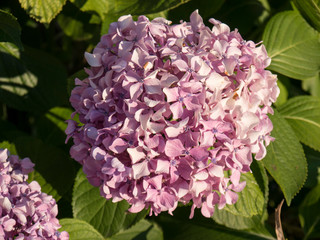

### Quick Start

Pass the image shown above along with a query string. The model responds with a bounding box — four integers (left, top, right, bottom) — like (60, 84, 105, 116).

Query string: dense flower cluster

(66, 10, 279, 218)
(0, 149, 69, 239)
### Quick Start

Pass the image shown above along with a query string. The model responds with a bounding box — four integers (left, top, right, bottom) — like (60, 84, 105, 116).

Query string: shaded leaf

(0, 45, 67, 112)
(157, 213, 275, 240)
(108, 219, 162, 240)
(19, 0, 67, 24)
(28, 170, 61, 201)
(72, 169, 147, 237)
(59, 218, 104, 240)
(35, 107, 74, 146)
(0, 10, 23, 50)
(293, 0, 320, 32)
(262, 110, 307, 205)
(299, 183, 320, 239)
(304, 145, 320, 188)
(14, 136, 75, 198)
(278, 96, 320, 151)
(263, 11, 320, 80)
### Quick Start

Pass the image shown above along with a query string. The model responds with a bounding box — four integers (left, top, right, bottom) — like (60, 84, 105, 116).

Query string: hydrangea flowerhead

(66, 10, 279, 218)
(0, 148, 69, 239)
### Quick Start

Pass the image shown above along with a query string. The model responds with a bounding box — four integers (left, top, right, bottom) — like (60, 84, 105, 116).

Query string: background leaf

(263, 11, 320, 80)
(293, 0, 320, 32)
(59, 218, 105, 240)
(262, 110, 307, 205)
(0, 46, 68, 112)
(18, 0, 67, 23)
(278, 96, 320, 151)
(72, 169, 147, 237)
(299, 183, 320, 239)
(28, 170, 61, 201)
(0, 10, 23, 50)
(108, 219, 163, 240)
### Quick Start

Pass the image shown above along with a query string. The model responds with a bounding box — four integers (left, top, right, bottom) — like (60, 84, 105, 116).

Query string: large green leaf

(263, 11, 320, 80)
(262, 110, 307, 205)
(293, 0, 320, 32)
(223, 171, 264, 217)
(299, 183, 320, 239)
(70, 0, 190, 20)
(0, 10, 23, 50)
(278, 96, 320, 151)
(19, 0, 67, 24)
(0, 45, 67, 112)
(59, 218, 105, 240)
(72, 169, 147, 237)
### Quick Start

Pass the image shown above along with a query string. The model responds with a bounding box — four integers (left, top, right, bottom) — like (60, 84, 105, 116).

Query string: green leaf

(70, 0, 190, 20)
(167, 0, 225, 24)
(28, 170, 61, 201)
(0, 10, 23, 50)
(278, 96, 320, 151)
(0, 141, 17, 154)
(293, 0, 320, 32)
(72, 169, 147, 237)
(274, 77, 288, 107)
(223, 171, 264, 217)
(19, 0, 67, 24)
(57, 2, 99, 41)
(108, 219, 163, 240)
(304, 145, 320, 188)
(14, 136, 75, 198)
(299, 183, 320, 239)
(262, 110, 307, 205)
(35, 107, 75, 146)
(59, 218, 104, 240)
(263, 11, 320, 80)
(302, 74, 320, 98)
(157, 214, 275, 240)
(0, 45, 67, 112)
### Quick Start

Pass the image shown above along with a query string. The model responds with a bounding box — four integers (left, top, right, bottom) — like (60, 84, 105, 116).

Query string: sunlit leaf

(59, 218, 104, 240)
(278, 96, 320, 151)
(19, 0, 67, 23)
(263, 11, 320, 80)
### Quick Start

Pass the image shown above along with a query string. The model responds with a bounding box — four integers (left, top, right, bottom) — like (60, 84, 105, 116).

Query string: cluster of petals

(0, 149, 69, 239)
(66, 10, 279, 218)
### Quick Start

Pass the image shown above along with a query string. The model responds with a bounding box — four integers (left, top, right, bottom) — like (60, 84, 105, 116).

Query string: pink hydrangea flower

(66, 10, 279, 218)
(0, 149, 69, 239)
